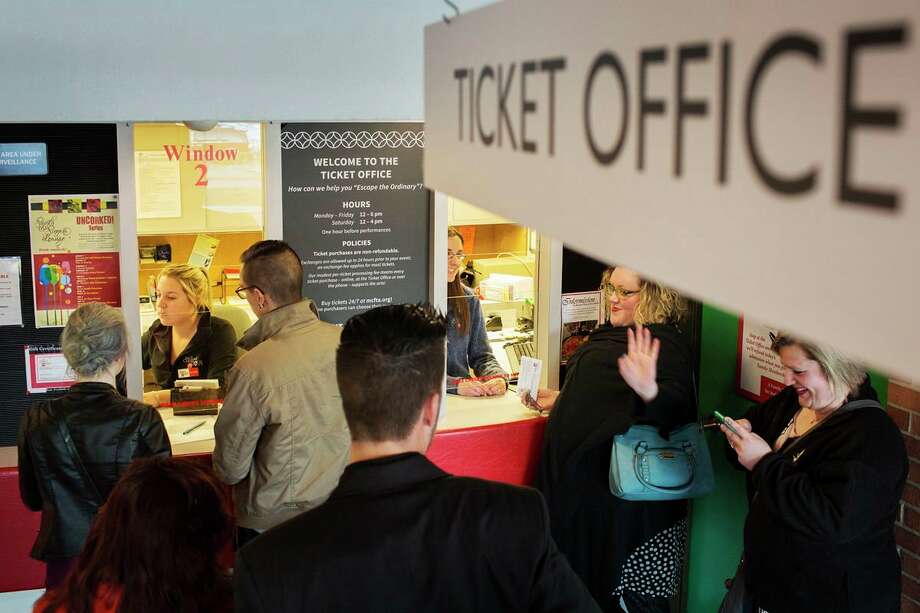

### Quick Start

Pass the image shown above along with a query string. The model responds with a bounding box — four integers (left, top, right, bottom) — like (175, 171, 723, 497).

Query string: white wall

(1, 0, 494, 122)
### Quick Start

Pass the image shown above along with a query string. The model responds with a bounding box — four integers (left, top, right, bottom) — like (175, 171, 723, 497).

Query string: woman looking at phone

(721, 333, 906, 612)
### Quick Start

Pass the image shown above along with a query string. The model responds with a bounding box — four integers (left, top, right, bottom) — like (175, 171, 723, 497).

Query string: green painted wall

(685, 305, 887, 612)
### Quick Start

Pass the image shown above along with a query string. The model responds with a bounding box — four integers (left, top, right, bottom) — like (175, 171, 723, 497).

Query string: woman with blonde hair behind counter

(142, 264, 237, 407)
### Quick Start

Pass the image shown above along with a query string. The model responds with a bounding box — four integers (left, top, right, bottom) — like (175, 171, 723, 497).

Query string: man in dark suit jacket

(234, 303, 600, 613)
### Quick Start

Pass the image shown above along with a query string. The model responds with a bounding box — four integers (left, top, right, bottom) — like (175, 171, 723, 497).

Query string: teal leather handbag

(609, 421, 715, 501)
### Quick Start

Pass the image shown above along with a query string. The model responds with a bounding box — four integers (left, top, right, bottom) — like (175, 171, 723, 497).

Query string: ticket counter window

(133, 122, 266, 397)
(446, 198, 538, 395)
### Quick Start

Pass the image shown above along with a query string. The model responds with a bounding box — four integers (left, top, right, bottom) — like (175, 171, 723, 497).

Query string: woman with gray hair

(18, 303, 171, 589)
(720, 333, 907, 612)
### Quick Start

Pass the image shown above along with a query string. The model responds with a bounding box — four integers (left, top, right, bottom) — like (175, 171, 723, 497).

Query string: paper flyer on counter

(25, 344, 76, 393)
(0, 256, 24, 326)
(28, 194, 121, 328)
(736, 316, 786, 403)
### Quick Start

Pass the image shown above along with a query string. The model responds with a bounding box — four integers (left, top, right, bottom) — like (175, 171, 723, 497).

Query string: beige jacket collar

(237, 299, 320, 351)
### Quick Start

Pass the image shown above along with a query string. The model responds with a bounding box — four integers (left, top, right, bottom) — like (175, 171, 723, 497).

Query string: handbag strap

(53, 408, 104, 506)
(778, 398, 882, 457)
(656, 369, 701, 440)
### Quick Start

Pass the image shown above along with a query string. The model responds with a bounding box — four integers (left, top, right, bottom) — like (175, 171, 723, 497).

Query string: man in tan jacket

(213, 240, 349, 546)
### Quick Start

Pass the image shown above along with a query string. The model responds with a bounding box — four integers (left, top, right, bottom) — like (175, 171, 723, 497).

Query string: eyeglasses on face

(235, 285, 261, 300)
(447, 250, 466, 262)
(602, 283, 641, 299)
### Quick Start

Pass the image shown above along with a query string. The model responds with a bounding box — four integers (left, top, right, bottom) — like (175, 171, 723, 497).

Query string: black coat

(18, 382, 172, 559)
(234, 452, 600, 613)
(734, 382, 907, 613)
(536, 324, 696, 611)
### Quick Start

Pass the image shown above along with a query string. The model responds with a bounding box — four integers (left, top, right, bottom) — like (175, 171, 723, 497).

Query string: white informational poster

(562, 291, 602, 324)
(424, 0, 920, 380)
(24, 345, 76, 394)
(0, 256, 23, 326)
(561, 291, 601, 363)
(736, 316, 785, 404)
(135, 151, 182, 219)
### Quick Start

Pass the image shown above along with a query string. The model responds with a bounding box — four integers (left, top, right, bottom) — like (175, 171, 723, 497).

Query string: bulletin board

(0, 124, 119, 446)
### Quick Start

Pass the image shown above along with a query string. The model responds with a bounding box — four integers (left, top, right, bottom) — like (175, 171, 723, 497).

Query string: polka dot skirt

(613, 518, 688, 598)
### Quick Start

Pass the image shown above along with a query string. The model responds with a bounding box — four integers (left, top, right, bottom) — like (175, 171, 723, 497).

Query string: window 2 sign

(162, 144, 241, 187)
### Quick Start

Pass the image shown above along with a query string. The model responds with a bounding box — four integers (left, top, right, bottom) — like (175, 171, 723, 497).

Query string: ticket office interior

(127, 121, 552, 404)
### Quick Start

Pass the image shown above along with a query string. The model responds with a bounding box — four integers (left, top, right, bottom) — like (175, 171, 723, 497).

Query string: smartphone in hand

(713, 410, 741, 436)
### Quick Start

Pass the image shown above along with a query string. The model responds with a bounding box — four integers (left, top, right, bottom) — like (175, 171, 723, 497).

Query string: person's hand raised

(617, 325, 660, 403)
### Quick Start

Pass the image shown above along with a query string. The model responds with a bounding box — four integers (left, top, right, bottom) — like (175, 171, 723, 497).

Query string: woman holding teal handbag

(535, 266, 695, 613)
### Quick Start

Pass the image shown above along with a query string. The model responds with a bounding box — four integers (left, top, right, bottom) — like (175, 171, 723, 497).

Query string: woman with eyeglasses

(534, 265, 696, 612)
(142, 264, 238, 407)
(719, 334, 905, 612)
(446, 227, 508, 396)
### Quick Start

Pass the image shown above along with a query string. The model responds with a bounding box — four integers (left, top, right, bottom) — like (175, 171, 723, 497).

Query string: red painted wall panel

(0, 417, 546, 592)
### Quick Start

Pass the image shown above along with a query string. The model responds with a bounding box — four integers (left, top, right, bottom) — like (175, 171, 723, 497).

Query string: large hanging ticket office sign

(424, 0, 920, 379)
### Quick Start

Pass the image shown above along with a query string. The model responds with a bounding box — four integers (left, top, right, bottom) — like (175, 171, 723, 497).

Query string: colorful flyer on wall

(736, 316, 786, 403)
(0, 256, 24, 326)
(561, 291, 601, 363)
(28, 194, 120, 328)
(24, 345, 76, 394)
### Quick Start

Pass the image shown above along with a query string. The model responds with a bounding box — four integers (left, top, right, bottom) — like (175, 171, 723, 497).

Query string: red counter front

(0, 412, 546, 593)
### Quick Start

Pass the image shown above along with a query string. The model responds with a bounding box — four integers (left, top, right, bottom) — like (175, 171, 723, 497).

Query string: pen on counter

(182, 421, 206, 436)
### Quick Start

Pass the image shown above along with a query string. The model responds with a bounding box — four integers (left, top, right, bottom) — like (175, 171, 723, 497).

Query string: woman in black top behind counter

(142, 264, 237, 407)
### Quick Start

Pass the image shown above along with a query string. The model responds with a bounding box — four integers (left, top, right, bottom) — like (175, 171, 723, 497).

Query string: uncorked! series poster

(28, 194, 121, 328)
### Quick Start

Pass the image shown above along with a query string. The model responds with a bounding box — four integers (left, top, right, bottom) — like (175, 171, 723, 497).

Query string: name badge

(177, 366, 200, 379)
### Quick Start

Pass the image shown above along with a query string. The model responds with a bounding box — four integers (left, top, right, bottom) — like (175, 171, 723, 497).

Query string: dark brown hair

(447, 227, 470, 335)
(41, 457, 233, 613)
(337, 304, 447, 441)
(240, 240, 303, 306)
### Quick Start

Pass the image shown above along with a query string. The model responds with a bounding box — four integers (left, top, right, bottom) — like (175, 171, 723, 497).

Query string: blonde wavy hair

(601, 266, 686, 326)
(157, 264, 211, 312)
(770, 333, 866, 406)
